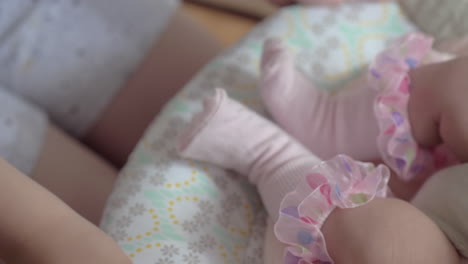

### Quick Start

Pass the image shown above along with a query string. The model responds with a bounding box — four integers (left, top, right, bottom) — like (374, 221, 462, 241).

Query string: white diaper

(0, 87, 47, 174)
(0, 0, 178, 174)
(0, 0, 179, 136)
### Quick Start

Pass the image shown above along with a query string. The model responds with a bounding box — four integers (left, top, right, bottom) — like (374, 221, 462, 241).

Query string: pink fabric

(177, 33, 468, 264)
(178, 88, 322, 218)
(178, 89, 391, 264)
(275, 155, 390, 264)
(260, 38, 380, 162)
(369, 33, 459, 181)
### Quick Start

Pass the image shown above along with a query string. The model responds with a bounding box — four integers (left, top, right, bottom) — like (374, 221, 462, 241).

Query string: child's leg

(0, 159, 128, 264)
(179, 89, 322, 218)
(33, 124, 117, 225)
(84, 9, 222, 167)
(0, 87, 114, 225)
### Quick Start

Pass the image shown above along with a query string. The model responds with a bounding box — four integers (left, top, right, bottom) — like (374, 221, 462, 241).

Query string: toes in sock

(260, 39, 380, 161)
(178, 88, 321, 218)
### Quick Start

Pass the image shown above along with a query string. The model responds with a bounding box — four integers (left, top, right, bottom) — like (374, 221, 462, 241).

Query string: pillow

(100, 3, 416, 263)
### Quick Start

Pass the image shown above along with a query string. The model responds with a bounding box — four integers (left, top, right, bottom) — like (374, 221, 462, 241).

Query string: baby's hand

(408, 57, 468, 162)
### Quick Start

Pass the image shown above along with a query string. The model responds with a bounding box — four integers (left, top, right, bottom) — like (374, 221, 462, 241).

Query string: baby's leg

(177, 90, 458, 264)
(179, 89, 322, 218)
(0, 87, 115, 225)
(322, 197, 459, 264)
(0, 159, 128, 264)
(178, 91, 459, 264)
(33, 124, 117, 225)
(260, 39, 380, 161)
(84, 9, 222, 167)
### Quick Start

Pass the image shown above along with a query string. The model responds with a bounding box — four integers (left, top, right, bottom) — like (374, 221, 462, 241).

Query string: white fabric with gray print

(0, 0, 178, 174)
(0, 87, 47, 174)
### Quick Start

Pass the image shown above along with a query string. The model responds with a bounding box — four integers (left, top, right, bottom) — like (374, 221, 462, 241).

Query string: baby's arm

(323, 197, 460, 264)
(0, 159, 130, 264)
(408, 57, 468, 162)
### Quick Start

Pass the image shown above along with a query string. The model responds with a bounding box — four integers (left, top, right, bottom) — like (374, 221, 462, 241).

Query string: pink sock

(260, 38, 380, 161)
(178, 89, 322, 218)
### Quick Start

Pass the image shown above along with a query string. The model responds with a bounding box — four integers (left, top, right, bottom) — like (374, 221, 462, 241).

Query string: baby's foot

(178, 89, 321, 217)
(178, 89, 224, 157)
(179, 88, 311, 178)
(260, 38, 380, 161)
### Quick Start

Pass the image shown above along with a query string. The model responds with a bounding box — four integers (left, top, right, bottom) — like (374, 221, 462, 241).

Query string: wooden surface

(187, 0, 276, 17)
(182, 2, 260, 47)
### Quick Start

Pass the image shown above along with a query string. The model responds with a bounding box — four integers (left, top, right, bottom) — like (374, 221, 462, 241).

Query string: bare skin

(33, 125, 117, 225)
(264, 198, 461, 264)
(322, 57, 468, 263)
(322, 198, 460, 264)
(0, 159, 130, 264)
(0, 7, 222, 263)
(409, 57, 468, 162)
(366, 57, 468, 201)
(11, 2, 468, 264)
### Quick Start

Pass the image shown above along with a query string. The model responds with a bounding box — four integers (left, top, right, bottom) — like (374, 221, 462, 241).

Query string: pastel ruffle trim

(275, 155, 390, 264)
(369, 32, 458, 181)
